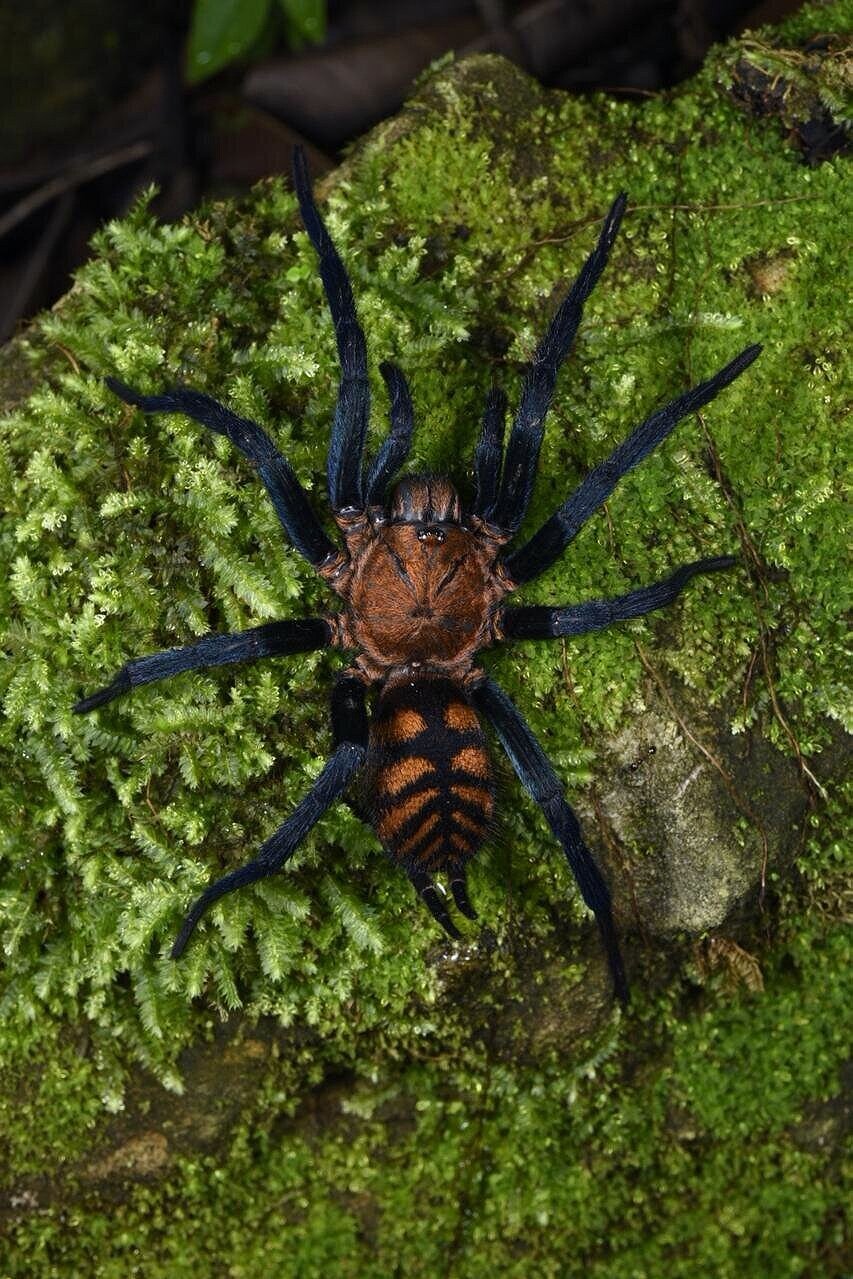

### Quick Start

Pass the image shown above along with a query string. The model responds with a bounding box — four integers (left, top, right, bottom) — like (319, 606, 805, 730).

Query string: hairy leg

(74, 617, 331, 713)
(292, 146, 370, 513)
(471, 676, 628, 1003)
(503, 344, 761, 586)
(471, 385, 507, 519)
(501, 556, 736, 640)
(107, 379, 336, 567)
(364, 360, 415, 504)
(171, 675, 368, 958)
(486, 193, 627, 534)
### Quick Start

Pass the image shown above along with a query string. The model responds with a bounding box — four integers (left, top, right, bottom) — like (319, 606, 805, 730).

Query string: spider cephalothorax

(76, 148, 761, 1003)
(326, 473, 508, 683)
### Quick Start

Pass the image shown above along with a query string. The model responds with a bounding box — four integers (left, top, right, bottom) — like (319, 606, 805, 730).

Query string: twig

(689, 401, 824, 798)
(525, 194, 822, 251)
(683, 224, 825, 803)
(0, 190, 75, 341)
(741, 643, 760, 712)
(0, 140, 153, 240)
(54, 343, 81, 375)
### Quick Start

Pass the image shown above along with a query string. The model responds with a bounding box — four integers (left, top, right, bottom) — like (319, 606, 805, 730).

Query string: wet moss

(0, 1, 849, 1273)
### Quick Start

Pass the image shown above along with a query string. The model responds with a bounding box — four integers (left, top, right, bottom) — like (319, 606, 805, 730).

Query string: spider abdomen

(368, 675, 494, 874)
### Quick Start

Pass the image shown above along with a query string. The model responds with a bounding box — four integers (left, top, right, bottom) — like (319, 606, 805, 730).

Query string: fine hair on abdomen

(368, 675, 495, 874)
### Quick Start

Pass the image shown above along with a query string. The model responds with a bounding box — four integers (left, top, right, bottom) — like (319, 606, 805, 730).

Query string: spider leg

(171, 674, 368, 958)
(470, 675, 628, 1004)
(471, 386, 507, 519)
(364, 360, 414, 504)
(500, 555, 737, 641)
(503, 344, 762, 587)
(485, 193, 626, 534)
(292, 146, 370, 513)
(407, 868, 462, 941)
(73, 617, 331, 713)
(106, 379, 336, 568)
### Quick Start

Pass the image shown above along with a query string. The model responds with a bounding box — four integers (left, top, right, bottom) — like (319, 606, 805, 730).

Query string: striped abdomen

(369, 676, 494, 874)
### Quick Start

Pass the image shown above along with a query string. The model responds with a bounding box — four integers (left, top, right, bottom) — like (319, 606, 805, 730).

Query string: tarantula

(75, 148, 761, 1002)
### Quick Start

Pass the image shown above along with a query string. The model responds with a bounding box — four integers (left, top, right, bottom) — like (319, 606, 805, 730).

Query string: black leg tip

(725, 343, 763, 381)
(73, 672, 129, 714)
(601, 192, 628, 244)
(292, 145, 315, 218)
(609, 954, 629, 1006)
(105, 375, 139, 404)
(611, 952, 630, 1006)
(171, 893, 213, 958)
(170, 926, 193, 960)
(73, 685, 117, 714)
(171, 904, 209, 958)
(686, 554, 739, 579)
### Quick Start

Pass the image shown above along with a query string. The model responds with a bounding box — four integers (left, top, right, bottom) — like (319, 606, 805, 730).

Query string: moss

(0, 1, 850, 1273)
(2, 914, 849, 1276)
(716, 8, 852, 165)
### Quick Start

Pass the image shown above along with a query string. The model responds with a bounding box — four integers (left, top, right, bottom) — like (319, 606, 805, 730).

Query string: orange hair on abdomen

(368, 675, 494, 873)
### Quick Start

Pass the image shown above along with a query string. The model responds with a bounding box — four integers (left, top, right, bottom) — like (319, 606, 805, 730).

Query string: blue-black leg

(106, 379, 336, 567)
(471, 676, 628, 1004)
(171, 674, 368, 958)
(486, 193, 627, 534)
(471, 386, 507, 518)
(364, 360, 414, 504)
(408, 868, 462, 941)
(501, 556, 737, 640)
(292, 146, 370, 513)
(503, 344, 762, 586)
(73, 617, 331, 714)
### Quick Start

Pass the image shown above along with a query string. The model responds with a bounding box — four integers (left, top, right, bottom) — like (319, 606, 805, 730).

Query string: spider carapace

(76, 147, 762, 1003)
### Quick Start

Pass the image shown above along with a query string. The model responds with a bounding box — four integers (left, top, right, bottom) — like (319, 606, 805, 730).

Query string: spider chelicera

(75, 148, 761, 1002)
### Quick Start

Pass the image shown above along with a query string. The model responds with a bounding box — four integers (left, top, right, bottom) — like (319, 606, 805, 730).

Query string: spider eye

(417, 526, 446, 543)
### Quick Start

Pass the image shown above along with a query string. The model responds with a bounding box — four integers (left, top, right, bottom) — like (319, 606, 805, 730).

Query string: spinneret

(76, 147, 762, 1004)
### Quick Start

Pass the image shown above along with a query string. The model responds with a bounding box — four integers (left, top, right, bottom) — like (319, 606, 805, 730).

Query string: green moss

(1, 1, 850, 1272)
(3, 911, 849, 1276)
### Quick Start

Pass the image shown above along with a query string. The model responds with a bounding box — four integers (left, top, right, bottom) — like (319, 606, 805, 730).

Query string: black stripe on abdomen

(369, 676, 494, 873)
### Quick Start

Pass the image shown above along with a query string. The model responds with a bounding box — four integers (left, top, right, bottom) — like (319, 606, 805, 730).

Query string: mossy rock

(1, 3, 850, 1275)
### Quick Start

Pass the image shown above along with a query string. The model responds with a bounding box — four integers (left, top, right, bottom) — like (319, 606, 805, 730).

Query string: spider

(75, 148, 761, 1003)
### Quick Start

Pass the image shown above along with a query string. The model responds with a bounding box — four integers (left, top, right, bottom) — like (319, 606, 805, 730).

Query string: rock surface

(0, 4, 849, 1275)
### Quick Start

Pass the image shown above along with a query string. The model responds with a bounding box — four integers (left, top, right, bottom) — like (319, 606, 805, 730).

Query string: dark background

(2, 0, 805, 342)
